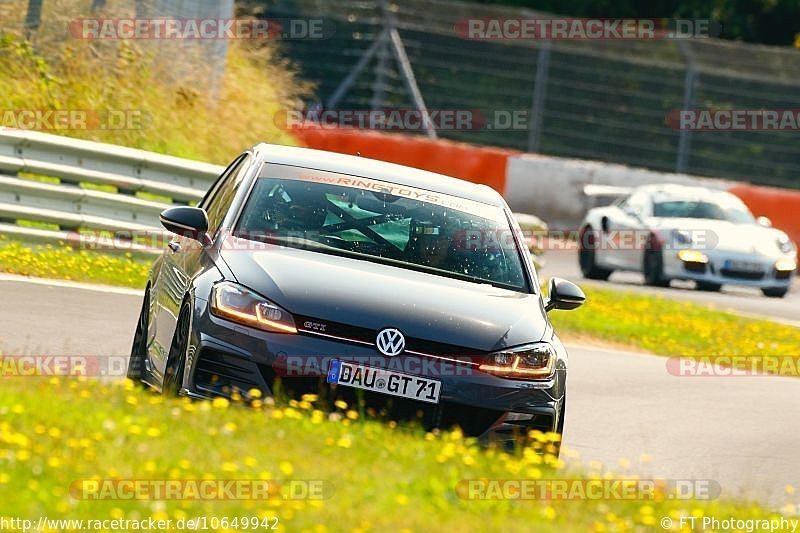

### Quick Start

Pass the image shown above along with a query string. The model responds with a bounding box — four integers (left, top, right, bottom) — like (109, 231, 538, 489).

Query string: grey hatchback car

(127, 143, 585, 448)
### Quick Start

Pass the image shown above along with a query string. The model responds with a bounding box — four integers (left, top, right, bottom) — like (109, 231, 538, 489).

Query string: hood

(219, 238, 546, 352)
(648, 218, 789, 256)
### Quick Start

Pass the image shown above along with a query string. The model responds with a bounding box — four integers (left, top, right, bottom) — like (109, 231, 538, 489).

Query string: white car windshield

(653, 200, 754, 224)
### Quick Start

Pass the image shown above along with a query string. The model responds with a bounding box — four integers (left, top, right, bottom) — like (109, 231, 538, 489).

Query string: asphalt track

(539, 249, 800, 326)
(1, 277, 798, 508)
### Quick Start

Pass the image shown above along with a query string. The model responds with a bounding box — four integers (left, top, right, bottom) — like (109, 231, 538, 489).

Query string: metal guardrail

(0, 128, 224, 255)
(0, 128, 547, 259)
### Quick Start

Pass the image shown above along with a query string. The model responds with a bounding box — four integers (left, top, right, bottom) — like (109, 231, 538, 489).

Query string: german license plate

(326, 359, 441, 404)
(724, 259, 763, 273)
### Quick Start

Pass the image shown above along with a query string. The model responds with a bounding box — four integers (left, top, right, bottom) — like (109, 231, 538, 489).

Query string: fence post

(676, 40, 697, 173)
(527, 42, 551, 153)
(370, 0, 392, 111)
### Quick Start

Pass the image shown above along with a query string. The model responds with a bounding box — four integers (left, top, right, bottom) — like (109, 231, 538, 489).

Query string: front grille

(719, 268, 765, 280)
(775, 269, 792, 280)
(683, 261, 706, 274)
(294, 314, 485, 361)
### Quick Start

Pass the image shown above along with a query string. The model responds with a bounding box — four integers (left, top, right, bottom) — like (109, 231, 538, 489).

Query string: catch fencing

(261, 0, 800, 188)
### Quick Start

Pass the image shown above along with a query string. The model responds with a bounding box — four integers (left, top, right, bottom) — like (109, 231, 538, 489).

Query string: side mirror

(159, 206, 210, 244)
(756, 216, 772, 228)
(545, 277, 586, 312)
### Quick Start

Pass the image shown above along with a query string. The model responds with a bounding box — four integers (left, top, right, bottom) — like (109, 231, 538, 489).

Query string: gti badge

(375, 328, 405, 357)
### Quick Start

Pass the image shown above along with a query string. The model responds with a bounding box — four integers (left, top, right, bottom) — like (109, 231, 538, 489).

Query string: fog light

(678, 250, 709, 263)
(776, 258, 797, 272)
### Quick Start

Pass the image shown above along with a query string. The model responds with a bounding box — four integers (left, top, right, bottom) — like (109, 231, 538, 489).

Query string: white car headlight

(210, 282, 297, 334)
(777, 236, 795, 254)
(479, 342, 555, 380)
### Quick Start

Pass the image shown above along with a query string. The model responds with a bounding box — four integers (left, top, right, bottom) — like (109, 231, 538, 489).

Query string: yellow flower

(212, 397, 230, 409)
(542, 506, 556, 520)
(334, 400, 348, 410)
(395, 494, 408, 505)
(336, 437, 352, 449)
(279, 461, 293, 476)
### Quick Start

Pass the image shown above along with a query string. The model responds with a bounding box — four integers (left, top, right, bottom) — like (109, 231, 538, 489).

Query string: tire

(643, 236, 670, 287)
(162, 302, 191, 396)
(762, 287, 789, 298)
(127, 290, 150, 382)
(579, 227, 612, 281)
(696, 281, 722, 292)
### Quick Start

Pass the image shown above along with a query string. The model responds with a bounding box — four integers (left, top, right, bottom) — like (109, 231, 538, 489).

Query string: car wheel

(762, 287, 789, 298)
(579, 227, 612, 280)
(643, 237, 669, 287)
(162, 301, 190, 396)
(696, 281, 722, 292)
(127, 289, 150, 382)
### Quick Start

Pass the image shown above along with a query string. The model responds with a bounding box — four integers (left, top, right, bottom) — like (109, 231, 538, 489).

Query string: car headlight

(479, 342, 555, 380)
(777, 236, 795, 254)
(210, 282, 297, 334)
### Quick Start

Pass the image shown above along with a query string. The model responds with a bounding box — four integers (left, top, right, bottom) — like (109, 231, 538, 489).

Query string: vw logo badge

(375, 328, 405, 357)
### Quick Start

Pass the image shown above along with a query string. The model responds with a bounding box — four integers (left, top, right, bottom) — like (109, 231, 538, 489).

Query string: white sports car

(578, 184, 797, 298)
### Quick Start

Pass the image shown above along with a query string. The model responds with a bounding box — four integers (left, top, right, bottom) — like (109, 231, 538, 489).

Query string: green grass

(0, 377, 792, 532)
(550, 287, 800, 362)
(0, 239, 149, 288)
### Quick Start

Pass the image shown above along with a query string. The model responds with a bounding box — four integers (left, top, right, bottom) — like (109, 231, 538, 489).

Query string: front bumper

(182, 299, 565, 441)
(664, 249, 795, 289)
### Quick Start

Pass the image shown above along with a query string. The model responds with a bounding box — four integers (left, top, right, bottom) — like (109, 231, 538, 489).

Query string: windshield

(234, 169, 529, 292)
(653, 199, 754, 223)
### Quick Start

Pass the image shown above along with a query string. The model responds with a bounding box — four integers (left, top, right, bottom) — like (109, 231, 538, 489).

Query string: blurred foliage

(477, 0, 800, 46)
